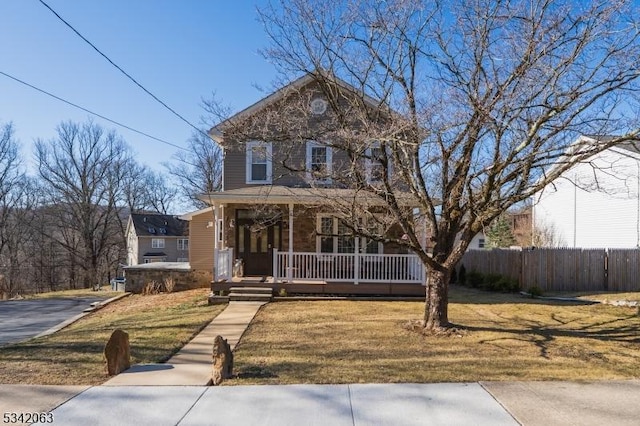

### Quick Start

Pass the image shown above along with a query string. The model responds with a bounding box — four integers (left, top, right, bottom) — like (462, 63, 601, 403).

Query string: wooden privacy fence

(461, 248, 640, 292)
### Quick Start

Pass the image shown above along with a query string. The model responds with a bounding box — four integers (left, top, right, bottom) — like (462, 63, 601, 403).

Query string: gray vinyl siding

(224, 140, 353, 190)
(136, 236, 188, 263)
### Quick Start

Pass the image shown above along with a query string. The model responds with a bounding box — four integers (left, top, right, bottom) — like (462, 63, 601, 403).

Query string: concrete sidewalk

(104, 301, 265, 386)
(30, 383, 516, 426)
(3, 380, 640, 425)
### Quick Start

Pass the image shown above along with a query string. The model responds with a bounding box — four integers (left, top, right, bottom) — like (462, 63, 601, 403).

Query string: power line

(37, 0, 210, 140)
(0, 70, 188, 151)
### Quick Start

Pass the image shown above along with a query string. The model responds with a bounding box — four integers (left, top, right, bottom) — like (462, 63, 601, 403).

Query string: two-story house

(183, 73, 426, 295)
(126, 213, 190, 265)
(533, 137, 640, 248)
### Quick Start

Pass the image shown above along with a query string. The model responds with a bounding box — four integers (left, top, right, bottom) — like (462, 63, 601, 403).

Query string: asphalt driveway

(0, 296, 109, 346)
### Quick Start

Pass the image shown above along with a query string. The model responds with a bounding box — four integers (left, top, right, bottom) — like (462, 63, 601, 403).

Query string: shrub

(466, 271, 484, 288)
(528, 286, 544, 297)
(163, 277, 176, 293)
(481, 273, 503, 291)
(458, 264, 467, 285)
(494, 276, 520, 292)
(449, 268, 458, 284)
(142, 281, 163, 295)
(278, 288, 288, 297)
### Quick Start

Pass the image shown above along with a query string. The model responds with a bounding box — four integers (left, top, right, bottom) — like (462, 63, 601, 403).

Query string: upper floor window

(177, 239, 189, 251)
(306, 141, 332, 184)
(151, 238, 165, 249)
(246, 141, 272, 184)
(366, 142, 390, 184)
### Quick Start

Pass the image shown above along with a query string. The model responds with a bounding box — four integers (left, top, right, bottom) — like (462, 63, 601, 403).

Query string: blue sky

(0, 0, 279, 172)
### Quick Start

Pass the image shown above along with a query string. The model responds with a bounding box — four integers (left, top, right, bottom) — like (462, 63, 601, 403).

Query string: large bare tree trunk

(424, 268, 450, 331)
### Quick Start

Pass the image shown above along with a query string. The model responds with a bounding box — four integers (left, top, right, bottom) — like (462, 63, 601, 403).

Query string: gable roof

(209, 71, 383, 144)
(129, 213, 189, 237)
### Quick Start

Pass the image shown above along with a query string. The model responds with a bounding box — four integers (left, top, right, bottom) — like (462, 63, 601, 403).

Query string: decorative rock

(104, 329, 131, 376)
(211, 335, 233, 385)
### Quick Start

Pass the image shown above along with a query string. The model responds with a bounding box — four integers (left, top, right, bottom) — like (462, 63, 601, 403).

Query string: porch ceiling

(197, 186, 420, 207)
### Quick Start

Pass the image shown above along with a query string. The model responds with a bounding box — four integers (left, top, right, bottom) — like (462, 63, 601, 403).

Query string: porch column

(354, 237, 360, 285)
(288, 202, 294, 282)
(213, 204, 219, 281)
(419, 208, 427, 286)
(220, 205, 226, 249)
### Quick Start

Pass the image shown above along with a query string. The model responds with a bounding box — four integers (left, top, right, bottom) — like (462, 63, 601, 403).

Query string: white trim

(177, 238, 189, 251)
(246, 141, 272, 184)
(151, 238, 165, 249)
(306, 141, 332, 184)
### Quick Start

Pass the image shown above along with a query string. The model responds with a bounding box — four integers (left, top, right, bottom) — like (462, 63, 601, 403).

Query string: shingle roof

(130, 214, 189, 237)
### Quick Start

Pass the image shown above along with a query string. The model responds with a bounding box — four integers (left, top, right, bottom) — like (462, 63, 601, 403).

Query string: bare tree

(36, 120, 132, 289)
(165, 130, 223, 209)
(142, 170, 177, 214)
(0, 121, 29, 298)
(0, 178, 40, 297)
(246, 0, 640, 331)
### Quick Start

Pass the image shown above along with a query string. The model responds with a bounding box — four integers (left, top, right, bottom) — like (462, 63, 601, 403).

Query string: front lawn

(231, 286, 640, 384)
(0, 288, 225, 385)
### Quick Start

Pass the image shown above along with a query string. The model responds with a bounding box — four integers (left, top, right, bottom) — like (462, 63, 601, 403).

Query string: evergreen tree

(487, 216, 516, 248)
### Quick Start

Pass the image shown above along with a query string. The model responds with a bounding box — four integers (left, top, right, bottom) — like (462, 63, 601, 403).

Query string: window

(478, 238, 485, 249)
(177, 239, 189, 251)
(364, 220, 382, 254)
(316, 215, 383, 254)
(319, 217, 334, 253)
(246, 141, 272, 184)
(316, 215, 355, 253)
(144, 257, 165, 263)
(151, 238, 165, 249)
(366, 143, 384, 183)
(306, 141, 332, 183)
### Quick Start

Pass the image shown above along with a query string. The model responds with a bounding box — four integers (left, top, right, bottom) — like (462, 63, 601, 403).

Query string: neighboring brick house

(182, 73, 426, 295)
(126, 214, 189, 265)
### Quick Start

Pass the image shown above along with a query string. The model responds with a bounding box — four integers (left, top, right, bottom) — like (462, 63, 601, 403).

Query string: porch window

(316, 215, 382, 254)
(306, 141, 332, 183)
(364, 221, 382, 254)
(319, 217, 333, 253)
(246, 141, 272, 184)
(151, 238, 165, 249)
(316, 215, 355, 253)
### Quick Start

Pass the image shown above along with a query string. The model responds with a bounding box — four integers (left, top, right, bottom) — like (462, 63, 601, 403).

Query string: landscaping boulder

(211, 335, 233, 385)
(104, 329, 131, 376)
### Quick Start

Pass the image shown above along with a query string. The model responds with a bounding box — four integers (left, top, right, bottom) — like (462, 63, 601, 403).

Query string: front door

(236, 211, 282, 277)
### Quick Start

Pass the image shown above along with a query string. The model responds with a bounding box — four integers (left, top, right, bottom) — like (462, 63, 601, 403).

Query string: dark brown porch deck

(212, 277, 426, 296)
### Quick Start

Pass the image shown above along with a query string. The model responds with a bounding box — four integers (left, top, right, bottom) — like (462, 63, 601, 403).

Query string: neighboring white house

(533, 139, 640, 248)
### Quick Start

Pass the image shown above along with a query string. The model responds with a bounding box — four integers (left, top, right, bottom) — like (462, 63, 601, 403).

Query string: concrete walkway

(104, 301, 265, 386)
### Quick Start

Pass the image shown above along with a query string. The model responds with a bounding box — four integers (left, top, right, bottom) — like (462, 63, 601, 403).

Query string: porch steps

(228, 286, 273, 302)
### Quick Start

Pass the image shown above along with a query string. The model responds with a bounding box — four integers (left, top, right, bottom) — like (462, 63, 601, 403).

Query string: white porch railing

(273, 249, 425, 284)
(215, 248, 234, 281)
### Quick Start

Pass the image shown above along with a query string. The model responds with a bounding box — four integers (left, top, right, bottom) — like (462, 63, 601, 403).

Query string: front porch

(197, 186, 427, 296)
(214, 247, 426, 296)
